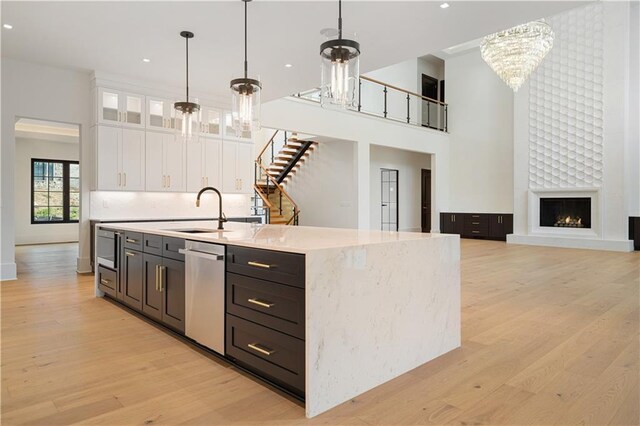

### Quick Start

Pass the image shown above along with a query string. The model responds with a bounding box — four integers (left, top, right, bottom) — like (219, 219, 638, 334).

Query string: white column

(356, 140, 370, 230)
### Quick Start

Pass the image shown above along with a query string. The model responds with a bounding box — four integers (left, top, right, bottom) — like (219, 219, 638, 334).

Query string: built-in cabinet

(94, 84, 253, 194)
(96, 125, 146, 191)
(222, 141, 253, 193)
(186, 137, 222, 192)
(441, 212, 513, 241)
(145, 131, 186, 192)
(98, 88, 145, 128)
(103, 228, 186, 334)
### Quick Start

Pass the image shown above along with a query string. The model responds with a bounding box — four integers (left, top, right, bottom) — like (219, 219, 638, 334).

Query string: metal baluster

(406, 93, 410, 124)
(427, 100, 431, 128)
(444, 104, 448, 132)
(358, 78, 362, 112)
(383, 86, 388, 118)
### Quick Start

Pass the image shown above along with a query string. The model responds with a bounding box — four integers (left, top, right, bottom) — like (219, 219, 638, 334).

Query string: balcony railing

(293, 75, 448, 132)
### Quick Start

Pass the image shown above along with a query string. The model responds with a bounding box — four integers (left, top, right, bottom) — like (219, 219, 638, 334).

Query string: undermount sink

(166, 228, 231, 234)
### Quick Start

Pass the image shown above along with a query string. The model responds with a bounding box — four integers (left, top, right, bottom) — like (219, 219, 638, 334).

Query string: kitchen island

(95, 221, 460, 418)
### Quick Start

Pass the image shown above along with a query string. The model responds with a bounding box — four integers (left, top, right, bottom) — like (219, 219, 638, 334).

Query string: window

(31, 159, 79, 224)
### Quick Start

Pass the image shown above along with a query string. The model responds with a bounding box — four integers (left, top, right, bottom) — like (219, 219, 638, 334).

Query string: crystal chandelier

(480, 20, 554, 92)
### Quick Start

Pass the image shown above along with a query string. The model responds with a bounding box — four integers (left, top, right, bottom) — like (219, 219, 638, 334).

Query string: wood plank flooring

(2, 241, 638, 425)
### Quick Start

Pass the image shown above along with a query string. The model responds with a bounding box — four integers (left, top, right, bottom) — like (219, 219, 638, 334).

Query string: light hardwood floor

(2, 241, 638, 425)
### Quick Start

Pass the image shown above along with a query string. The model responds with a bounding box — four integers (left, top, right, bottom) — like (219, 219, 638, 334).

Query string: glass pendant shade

(480, 20, 554, 92)
(174, 100, 200, 142)
(320, 39, 360, 108)
(230, 78, 261, 137)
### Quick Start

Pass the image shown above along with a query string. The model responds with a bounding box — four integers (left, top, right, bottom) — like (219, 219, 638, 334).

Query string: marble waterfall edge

(305, 235, 461, 418)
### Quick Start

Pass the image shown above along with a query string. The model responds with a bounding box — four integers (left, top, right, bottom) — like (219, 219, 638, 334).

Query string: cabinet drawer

(162, 237, 185, 262)
(226, 314, 304, 396)
(464, 214, 488, 226)
(143, 233, 163, 256)
(227, 273, 305, 339)
(227, 246, 305, 288)
(98, 265, 118, 298)
(124, 231, 143, 251)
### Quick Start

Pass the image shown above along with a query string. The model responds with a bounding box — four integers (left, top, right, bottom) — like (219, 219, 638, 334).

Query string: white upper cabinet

(98, 88, 145, 128)
(199, 107, 222, 137)
(146, 97, 175, 132)
(223, 111, 253, 141)
(96, 125, 145, 191)
(145, 131, 185, 192)
(186, 137, 222, 192)
(222, 140, 254, 194)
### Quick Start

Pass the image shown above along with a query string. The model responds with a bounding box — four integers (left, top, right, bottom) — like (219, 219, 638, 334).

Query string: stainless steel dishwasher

(180, 241, 225, 354)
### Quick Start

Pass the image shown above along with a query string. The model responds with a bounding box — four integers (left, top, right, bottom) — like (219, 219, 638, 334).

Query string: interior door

(421, 169, 431, 232)
(381, 169, 399, 231)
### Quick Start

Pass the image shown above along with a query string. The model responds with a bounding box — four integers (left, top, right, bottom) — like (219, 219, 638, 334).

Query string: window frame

(30, 158, 80, 225)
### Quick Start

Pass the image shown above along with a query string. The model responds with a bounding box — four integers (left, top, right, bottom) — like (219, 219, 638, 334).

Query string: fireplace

(540, 197, 592, 228)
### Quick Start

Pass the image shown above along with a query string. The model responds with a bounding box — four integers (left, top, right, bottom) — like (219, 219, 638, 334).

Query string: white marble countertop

(90, 215, 259, 222)
(97, 220, 454, 254)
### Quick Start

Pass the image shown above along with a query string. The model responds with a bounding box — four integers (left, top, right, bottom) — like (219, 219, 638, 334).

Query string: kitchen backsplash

(90, 191, 253, 220)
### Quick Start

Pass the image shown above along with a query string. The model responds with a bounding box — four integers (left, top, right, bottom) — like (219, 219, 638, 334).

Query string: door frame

(421, 169, 432, 233)
(380, 168, 399, 232)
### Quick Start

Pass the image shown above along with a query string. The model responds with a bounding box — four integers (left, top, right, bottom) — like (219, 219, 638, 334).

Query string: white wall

(628, 1, 640, 216)
(283, 138, 359, 229)
(262, 97, 450, 233)
(445, 49, 514, 213)
(89, 192, 251, 221)
(15, 138, 79, 244)
(370, 145, 431, 232)
(362, 58, 421, 125)
(1, 58, 92, 280)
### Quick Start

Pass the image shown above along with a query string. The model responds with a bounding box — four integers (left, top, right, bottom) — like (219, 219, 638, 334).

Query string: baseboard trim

(1, 263, 18, 281)
(507, 234, 634, 252)
(77, 257, 92, 274)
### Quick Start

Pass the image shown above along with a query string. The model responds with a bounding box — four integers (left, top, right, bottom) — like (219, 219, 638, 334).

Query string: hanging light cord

(244, 0, 248, 79)
(338, 0, 342, 39)
(185, 35, 190, 102)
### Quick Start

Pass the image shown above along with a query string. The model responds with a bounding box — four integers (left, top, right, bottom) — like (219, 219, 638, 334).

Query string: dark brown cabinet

(225, 245, 305, 398)
(489, 214, 513, 241)
(440, 213, 463, 235)
(122, 248, 143, 310)
(142, 249, 186, 334)
(441, 212, 513, 241)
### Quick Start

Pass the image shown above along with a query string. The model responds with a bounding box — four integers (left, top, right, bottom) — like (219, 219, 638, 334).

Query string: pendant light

(230, 0, 261, 137)
(174, 31, 200, 142)
(320, 0, 361, 109)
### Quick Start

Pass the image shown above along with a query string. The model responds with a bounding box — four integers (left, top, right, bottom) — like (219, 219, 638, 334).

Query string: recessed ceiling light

(142, 58, 151, 63)
(3, 24, 13, 29)
(440, 3, 450, 9)
(285, 64, 293, 68)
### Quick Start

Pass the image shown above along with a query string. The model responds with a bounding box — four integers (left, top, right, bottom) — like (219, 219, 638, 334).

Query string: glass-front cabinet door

(98, 88, 145, 128)
(200, 107, 221, 137)
(123, 94, 144, 127)
(223, 111, 252, 141)
(98, 89, 120, 125)
(147, 97, 173, 131)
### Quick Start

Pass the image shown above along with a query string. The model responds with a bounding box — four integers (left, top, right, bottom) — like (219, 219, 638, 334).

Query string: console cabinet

(441, 212, 513, 241)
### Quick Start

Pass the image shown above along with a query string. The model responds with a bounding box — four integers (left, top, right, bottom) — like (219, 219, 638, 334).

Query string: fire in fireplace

(540, 197, 591, 229)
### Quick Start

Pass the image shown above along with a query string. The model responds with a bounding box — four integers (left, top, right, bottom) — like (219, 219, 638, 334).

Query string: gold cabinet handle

(162, 175, 166, 188)
(125, 251, 135, 257)
(248, 298, 275, 308)
(472, 222, 480, 225)
(126, 238, 138, 243)
(247, 261, 271, 269)
(159, 265, 165, 292)
(472, 230, 480, 234)
(247, 343, 275, 356)
(118, 172, 122, 187)
(167, 175, 171, 188)
(100, 278, 110, 285)
(123, 172, 127, 187)
(155, 264, 160, 291)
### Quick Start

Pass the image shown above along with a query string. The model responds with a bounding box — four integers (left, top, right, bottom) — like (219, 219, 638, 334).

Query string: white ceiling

(1, 1, 587, 102)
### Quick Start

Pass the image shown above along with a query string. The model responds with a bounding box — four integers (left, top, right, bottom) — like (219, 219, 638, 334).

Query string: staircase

(253, 131, 316, 225)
